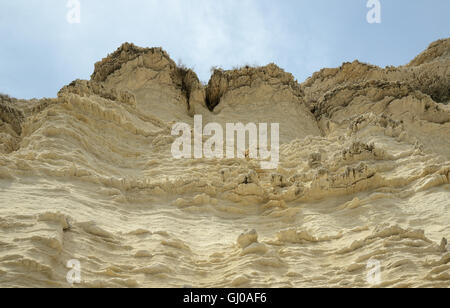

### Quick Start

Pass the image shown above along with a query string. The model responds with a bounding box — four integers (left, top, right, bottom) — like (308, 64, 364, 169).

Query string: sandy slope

(0, 39, 449, 288)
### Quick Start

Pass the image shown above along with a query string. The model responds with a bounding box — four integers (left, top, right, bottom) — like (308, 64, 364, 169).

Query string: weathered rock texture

(0, 38, 449, 288)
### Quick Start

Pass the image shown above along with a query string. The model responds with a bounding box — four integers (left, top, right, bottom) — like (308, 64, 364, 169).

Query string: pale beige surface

(0, 39, 449, 288)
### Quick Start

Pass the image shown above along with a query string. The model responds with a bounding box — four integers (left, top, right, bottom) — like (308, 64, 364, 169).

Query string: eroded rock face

(0, 94, 24, 135)
(90, 43, 171, 83)
(200, 64, 320, 143)
(58, 79, 137, 107)
(90, 43, 205, 114)
(0, 38, 449, 288)
(301, 40, 450, 107)
(408, 38, 450, 67)
(206, 63, 303, 110)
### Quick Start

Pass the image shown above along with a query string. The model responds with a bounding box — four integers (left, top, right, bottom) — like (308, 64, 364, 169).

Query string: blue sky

(0, 0, 449, 99)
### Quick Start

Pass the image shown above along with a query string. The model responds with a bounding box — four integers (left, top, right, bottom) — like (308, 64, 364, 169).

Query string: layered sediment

(0, 39, 449, 288)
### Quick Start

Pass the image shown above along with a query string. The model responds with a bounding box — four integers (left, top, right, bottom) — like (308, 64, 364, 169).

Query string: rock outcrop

(0, 38, 449, 288)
